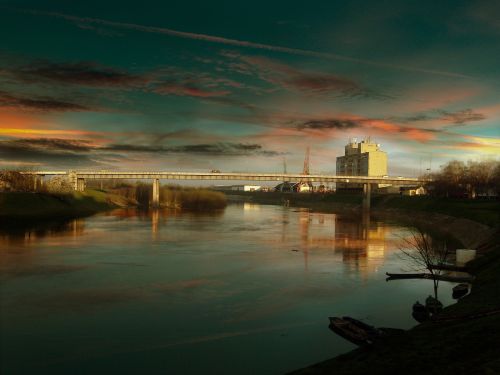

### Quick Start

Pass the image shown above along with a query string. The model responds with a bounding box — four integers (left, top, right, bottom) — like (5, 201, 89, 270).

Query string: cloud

(22, 9, 472, 78)
(11, 61, 149, 88)
(9, 138, 94, 152)
(394, 108, 486, 126)
(154, 82, 230, 98)
(296, 119, 360, 130)
(0, 136, 282, 169)
(437, 109, 486, 124)
(0, 138, 102, 166)
(0, 90, 91, 112)
(103, 142, 282, 156)
(222, 54, 367, 98)
(1, 59, 245, 104)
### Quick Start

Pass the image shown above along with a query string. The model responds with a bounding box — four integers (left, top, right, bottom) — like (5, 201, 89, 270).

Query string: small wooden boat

(385, 272, 427, 279)
(328, 317, 381, 346)
(452, 283, 469, 299)
(385, 272, 475, 283)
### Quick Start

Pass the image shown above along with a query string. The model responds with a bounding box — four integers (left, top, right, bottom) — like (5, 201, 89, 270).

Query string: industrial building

(336, 138, 387, 189)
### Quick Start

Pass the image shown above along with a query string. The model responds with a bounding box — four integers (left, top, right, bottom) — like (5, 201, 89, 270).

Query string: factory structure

(214, 138, 404, 193)
(336, 137, 388, 189)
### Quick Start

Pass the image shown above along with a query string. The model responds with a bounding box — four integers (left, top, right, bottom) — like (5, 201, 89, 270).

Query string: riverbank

(0, 189, 133, 220)
(240, 193, 500, 374)
(223, 191, 500, 374)
(289, 227, 500, 375)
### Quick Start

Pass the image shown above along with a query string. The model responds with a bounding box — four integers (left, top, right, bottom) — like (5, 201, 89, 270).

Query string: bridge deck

(25, 171, 425, 185)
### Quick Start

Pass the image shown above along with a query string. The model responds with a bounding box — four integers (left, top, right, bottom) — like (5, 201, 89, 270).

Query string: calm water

(0, 204, 455, 374)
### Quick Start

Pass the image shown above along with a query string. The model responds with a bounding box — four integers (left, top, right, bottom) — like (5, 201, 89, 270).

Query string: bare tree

(399, 226, 450, 299)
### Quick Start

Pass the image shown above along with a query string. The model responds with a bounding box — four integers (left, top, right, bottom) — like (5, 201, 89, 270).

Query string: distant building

(336, 137, 387, 189)
(274, 182, 297, 192)
(274, 181, 313, 193)
(400, 186, 426, 196)
(214, 184, 261, 192)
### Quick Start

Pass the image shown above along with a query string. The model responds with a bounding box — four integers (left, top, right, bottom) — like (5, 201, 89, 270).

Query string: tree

(399, 226, 450, 300)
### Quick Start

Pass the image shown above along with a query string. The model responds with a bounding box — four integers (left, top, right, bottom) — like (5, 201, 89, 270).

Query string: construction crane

(299, 146, 313, 192)
(302, 146, 310, 175)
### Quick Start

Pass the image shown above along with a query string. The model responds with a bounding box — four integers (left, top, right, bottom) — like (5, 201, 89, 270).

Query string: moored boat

(328, 317, 380, 346)
(452, 283, 469, 299)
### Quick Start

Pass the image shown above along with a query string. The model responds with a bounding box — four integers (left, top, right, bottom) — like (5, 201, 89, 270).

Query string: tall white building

(336, 138, 387, 188)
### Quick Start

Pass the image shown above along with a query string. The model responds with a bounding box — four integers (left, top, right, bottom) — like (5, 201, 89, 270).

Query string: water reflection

(0, 206, 397, 280)
(0, 218, 85, 246)
(0, 203, 456, 375)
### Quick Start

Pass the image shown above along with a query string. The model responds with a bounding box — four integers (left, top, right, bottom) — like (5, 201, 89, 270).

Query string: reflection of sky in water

(0, 204, 457, 375)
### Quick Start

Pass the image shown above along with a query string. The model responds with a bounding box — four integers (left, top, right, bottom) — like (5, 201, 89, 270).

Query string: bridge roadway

(26, 170, 425, 210)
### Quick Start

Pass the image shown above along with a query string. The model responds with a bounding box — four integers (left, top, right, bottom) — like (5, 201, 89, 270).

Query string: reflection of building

(336, 138, 387, 189)
(334, 214, 389, 278)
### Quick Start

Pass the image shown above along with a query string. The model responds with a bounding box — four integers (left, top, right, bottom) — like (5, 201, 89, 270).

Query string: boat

(425, 295, 443, 314)
(328, 317, 381, 346)
(452, 283, 469, 299)
(385, 272, 475, 283)
(385, 272, 427, 279)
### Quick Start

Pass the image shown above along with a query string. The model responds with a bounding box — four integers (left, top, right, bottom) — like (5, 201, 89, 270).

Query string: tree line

(426, 159, 500, 198)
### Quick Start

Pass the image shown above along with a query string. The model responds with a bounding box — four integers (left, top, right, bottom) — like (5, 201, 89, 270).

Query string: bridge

(25, 170, 426, 211)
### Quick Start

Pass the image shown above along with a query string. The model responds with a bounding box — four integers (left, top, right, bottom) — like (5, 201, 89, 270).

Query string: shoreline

(0, 190, 133, 221)
(223, 192, 500, 374)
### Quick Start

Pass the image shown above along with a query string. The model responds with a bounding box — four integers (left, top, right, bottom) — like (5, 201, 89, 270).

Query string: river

(0, 203, 456, 374)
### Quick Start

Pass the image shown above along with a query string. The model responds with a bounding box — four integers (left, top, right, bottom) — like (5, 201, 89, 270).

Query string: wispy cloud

(154, 83, 230, 98)
(296, 119, 360, 130)
(20, 9, 472, 78)
(221, 54, 370, 98)
(9, 61, 149, 88)
(103, 142, 282, 156)
(0, 90, 91, 112)
(0, 137, 283, 167)
(394, 108, 486, 126)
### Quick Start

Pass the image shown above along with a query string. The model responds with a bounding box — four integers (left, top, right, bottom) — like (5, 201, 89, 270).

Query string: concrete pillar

(76, 178, 86, 192)
(362, 183, 371, 211)
(69, 171, 78, 190)
(152, 178, 160, 207)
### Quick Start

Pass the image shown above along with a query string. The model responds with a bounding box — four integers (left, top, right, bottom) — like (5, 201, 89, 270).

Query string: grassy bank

(161, 188, 227, 210)
(290, 228, 500, 375)
(0, 189, 131, 219)
(135, 185, 227, 210)
(371, 195, 500, 227)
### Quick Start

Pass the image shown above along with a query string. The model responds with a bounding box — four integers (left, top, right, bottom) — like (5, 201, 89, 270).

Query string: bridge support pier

(152, 178, 160, 207)
(76, 178, 86, 192)
(34, 175, 44, 191)
(362, 183, 371, 211)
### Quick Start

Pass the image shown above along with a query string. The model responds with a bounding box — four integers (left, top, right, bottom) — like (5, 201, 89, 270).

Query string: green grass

(372, 195, 500, 227)
(0, 189, 128, 219)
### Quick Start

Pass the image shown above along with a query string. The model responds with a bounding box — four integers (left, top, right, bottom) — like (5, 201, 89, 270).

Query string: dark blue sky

(1, 0, 499, 174)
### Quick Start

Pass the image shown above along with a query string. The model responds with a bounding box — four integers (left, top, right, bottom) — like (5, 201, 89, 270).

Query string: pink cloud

(154, 83, 230, 98)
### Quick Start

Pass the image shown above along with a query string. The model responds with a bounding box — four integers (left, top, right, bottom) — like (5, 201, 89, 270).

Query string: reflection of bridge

(26, 171, 426, 210)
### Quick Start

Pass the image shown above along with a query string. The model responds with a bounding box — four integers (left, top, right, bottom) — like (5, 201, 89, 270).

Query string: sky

(0, 0, 499, 176)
